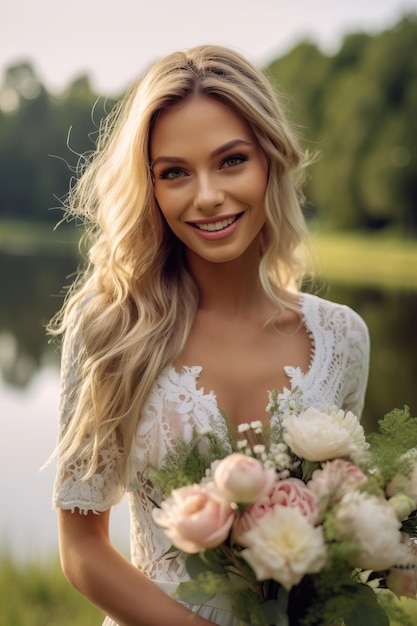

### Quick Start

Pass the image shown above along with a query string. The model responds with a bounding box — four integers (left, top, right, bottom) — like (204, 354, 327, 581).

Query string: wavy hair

(49, 44, 313, 486)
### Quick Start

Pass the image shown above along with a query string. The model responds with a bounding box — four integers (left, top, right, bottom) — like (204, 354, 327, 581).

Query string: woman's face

(150, 95, 268, 266)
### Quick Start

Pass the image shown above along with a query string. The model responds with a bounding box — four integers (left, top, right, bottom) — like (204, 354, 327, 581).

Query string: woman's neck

(185, 245, 271, 320)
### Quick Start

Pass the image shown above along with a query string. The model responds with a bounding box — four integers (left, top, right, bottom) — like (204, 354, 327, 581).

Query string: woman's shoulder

(299, 292, 369, 339)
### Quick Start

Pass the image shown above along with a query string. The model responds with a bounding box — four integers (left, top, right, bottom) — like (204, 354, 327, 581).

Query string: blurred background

(1, 1, 416, 623)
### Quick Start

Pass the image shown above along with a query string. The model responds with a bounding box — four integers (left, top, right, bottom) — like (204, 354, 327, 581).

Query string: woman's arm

(58, 508, 216, 626)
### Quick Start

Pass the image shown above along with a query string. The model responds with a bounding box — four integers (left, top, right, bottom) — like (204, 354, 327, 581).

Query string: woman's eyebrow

(151, 155, 187, 168)
(210, 139, 252, 158)
(151, 139, 252, 168)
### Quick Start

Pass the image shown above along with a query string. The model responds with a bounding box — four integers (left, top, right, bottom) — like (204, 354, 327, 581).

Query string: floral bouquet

(151, 394, 417, 626)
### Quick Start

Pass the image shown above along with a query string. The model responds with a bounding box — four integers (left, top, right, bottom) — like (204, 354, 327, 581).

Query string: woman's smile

(188, 212, 244, 238)
(150, 95, 268, 265)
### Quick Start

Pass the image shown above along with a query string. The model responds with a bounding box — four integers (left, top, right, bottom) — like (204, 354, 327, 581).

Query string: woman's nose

(193, 174, 225, 212)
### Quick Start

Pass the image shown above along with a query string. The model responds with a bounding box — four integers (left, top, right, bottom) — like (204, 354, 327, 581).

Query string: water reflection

(1, 251, 416, 433)
(323, 285, 417, 432)
(0, 250, 76, 385)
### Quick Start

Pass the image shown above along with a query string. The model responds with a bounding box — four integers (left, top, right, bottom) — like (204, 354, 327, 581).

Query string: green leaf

(185, 554, 210, 579)
(184, 551, 225, 579)
(230, 588, 267, 626)
(176, 581, 215, 605)
(326, 584, 389, 626)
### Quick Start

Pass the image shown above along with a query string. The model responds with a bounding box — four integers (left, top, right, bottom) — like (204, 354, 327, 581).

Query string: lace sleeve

(339, 306, 370, 419)
(52, 328, 124, 515)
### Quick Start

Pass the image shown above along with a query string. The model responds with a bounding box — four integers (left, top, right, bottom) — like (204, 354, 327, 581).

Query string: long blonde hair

(50, 44, 312, 486)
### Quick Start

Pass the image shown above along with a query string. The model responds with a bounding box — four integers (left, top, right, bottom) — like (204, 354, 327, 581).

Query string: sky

(1, 0, 416, 96)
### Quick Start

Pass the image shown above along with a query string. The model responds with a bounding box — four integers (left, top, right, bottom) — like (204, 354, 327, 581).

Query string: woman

(51, 45, 370, 625)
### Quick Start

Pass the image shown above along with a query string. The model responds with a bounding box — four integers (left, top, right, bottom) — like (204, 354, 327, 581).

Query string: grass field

(0, 556, 103, 626)
(313, 231, 417, 291)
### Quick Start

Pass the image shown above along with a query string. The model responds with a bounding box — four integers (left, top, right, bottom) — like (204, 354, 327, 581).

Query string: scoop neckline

(164, 292, 317, 404)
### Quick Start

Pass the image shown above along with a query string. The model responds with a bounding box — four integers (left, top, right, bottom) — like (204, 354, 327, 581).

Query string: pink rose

(308, 459, 367, 510)
(233, 478, 317, 542)
(386, 567, 417, 599)
(211, 453, 276, 504)
(152, 484, 234, 553)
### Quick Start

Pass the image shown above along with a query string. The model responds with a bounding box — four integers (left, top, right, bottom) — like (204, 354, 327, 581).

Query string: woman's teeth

(195, 216, 237, 232)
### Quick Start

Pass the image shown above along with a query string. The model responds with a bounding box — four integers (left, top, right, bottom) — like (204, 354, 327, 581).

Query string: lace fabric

(53, 293, 370, 587)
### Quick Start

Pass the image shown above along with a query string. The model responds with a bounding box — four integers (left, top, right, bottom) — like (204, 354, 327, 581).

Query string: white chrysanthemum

(335, 491, 408, 570)
(327, 407, 369, 458)
(283, 408, 354, 462)
(239, 507, 327, 591)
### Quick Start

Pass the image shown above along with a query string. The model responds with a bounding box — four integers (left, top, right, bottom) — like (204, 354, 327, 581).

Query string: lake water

(1, 249, 417, 561)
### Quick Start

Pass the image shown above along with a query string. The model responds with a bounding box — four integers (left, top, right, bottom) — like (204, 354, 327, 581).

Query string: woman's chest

(173, 315, 313, 428)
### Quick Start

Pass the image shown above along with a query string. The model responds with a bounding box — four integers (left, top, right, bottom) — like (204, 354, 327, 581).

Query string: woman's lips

(188, 212, 244, 240)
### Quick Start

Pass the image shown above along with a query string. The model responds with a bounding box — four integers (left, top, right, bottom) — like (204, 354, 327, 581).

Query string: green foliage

(151, 424, 233, 494)
(376, 590, 415, 626)
(0, 556, 103, 626)
(178, 550, 271, 626)
(265, 14, 417, 233)
(367, 406, 417, 482)
(289, 559, 390, 626)
(0, 63, 117, 225)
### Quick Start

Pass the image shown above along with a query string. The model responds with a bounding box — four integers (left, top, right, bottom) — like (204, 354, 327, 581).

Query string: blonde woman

(51, 45, 370, 626)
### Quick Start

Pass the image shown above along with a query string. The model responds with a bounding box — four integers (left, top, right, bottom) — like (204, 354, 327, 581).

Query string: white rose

(283, 407, 354, 462)
(334, 491, 408, 570)
(239, 506, 327, 591)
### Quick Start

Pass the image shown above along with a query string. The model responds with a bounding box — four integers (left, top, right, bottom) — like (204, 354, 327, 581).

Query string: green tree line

(0, 14, 416, 234)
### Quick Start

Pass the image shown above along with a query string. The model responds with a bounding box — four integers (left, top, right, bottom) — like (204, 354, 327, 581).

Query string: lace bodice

(53, 293, 370, 587)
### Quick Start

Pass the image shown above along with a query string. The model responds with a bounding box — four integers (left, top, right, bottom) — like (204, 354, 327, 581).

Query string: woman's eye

(221, 154, 248, 169)
(160, 167, 186, 180)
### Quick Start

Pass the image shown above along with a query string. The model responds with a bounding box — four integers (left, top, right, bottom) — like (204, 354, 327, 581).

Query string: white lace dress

(53, 293, 370, 626)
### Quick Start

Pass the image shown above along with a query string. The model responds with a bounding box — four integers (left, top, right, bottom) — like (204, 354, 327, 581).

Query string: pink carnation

(308, 459, 367, 511)
(233, 478, 317, 542)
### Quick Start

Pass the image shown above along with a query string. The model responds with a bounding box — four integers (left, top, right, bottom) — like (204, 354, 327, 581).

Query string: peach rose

(152, 484, 234, 553)
(211, 453, 276, 504)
